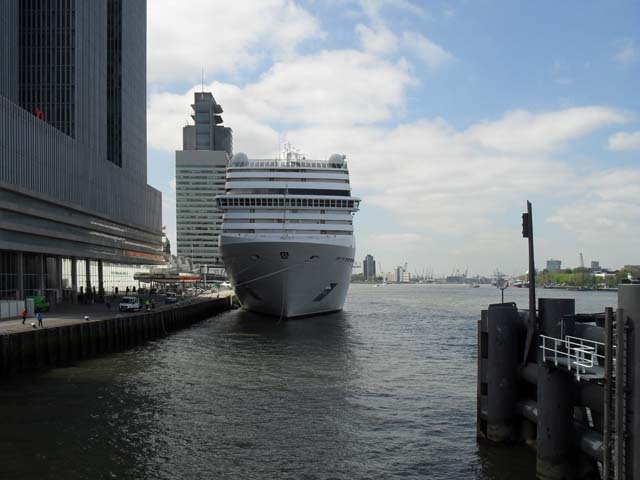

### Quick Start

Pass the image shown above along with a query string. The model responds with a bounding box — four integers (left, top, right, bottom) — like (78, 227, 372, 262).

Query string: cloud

(355, 24, 398, 54)
(150, 58, 631, 239)
(608, 130, 640, 151)
(402, 32, 454, 68)
(466, 107, 630, 154)
(547, 169, 640, 263)
(147, 0, 323, 83)
(146, 5, 639, 272)
(148, 50, 415, 151)
(356, 0, 427, 20)
(614, 38, 638, 65)
(284, 118, 581, 234)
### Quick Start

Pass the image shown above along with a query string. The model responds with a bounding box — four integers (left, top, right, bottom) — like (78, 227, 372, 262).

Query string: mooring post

(603, 307, 614, 480)
(537, 298, 575, 480)
(618, 284, 640, 480)
(478, 310, 488, 439)
(484, 303, 519, 442)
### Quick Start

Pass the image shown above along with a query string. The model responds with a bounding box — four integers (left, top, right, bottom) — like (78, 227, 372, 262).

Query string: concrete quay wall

(0, 297, 231, 375)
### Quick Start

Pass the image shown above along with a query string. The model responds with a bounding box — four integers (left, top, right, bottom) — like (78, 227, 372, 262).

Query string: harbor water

(0, 284, 616, 479)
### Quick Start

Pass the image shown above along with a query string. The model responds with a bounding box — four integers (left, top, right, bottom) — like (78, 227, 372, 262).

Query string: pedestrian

(36, 312, 43, 328)
(21, 308, 27, 325)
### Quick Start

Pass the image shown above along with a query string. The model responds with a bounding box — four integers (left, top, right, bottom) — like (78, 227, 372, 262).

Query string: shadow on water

(0, 355, 160, 480)
(476, 442, 537, 480)
(227, 308, 356, 348)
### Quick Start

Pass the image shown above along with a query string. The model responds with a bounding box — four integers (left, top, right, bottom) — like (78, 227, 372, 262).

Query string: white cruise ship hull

(220, 234, 354, 318)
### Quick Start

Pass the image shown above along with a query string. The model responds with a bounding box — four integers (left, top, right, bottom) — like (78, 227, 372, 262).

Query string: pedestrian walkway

(0, 291, 233, 335)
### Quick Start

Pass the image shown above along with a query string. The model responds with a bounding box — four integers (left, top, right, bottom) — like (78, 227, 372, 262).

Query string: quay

(0, 293, 233, 376)
(477, 283, 640, 480)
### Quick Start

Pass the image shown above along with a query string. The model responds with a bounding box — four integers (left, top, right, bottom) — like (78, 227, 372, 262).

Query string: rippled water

(0, 284, 616, 479)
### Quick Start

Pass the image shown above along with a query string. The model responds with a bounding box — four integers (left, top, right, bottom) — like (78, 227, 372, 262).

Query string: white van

(119, 296, 142, 312)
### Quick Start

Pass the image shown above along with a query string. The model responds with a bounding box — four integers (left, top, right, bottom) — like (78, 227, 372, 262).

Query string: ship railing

(230, 160, 348, 169)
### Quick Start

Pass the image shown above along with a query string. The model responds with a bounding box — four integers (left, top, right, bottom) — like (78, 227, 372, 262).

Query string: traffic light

(522, 212, 530, 238)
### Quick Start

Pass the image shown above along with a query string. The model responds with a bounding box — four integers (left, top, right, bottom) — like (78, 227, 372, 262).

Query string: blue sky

(146, 0, 639, 277)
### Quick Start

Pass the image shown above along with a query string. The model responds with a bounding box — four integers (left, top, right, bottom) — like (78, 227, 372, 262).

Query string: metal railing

(540, 334, 609, 381)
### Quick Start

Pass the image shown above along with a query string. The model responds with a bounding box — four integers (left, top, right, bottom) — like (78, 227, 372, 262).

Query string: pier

(0, 295, 233, 376)
(477, 284, 640, 479)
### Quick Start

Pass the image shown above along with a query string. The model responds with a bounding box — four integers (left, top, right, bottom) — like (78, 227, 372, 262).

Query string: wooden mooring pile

(477, 284, 640, 479)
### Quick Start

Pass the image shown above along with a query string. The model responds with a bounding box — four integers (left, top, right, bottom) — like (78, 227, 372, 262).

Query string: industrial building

(175, 91, 232, 269)
(0, 0, 163, 303)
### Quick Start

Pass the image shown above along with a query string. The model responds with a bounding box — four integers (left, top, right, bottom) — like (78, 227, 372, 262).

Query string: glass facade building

(0, 0, 162, 303)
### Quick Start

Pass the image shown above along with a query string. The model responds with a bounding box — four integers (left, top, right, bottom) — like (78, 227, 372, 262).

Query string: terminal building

(0, 0, 163, 303)
(175, 91, 232, 270)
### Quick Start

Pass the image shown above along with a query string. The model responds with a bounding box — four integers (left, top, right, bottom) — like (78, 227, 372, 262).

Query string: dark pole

(521, 201, 537, 364)
(527, 201, 536, 330)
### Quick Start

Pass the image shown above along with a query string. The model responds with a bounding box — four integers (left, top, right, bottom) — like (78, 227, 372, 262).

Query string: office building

(363, 254, 376, 281)
(546, 259, 562, 271)
(0, 0, 162, 302)
(394, 266, 407, 283)
(176, 92, 232, 268)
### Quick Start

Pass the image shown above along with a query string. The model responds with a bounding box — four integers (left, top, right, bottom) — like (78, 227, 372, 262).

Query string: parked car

(27, 295, 50, 313)
(165, 292, 178, 304)
(119, 296, 142, 312)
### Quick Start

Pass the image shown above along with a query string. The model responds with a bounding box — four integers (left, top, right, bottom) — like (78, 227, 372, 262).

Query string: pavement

(0, 290, 233, 335)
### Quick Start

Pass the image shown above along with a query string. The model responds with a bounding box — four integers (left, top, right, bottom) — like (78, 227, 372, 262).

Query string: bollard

(484, 304, 519, 442)
(539, 298, 575, 339)
(618, 284, 640, 480)
(537, 298, 575, 480)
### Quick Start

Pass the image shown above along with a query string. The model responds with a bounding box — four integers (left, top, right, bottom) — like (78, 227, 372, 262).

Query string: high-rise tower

(363, 254, 376, 281)
(176, 92, 232, 268)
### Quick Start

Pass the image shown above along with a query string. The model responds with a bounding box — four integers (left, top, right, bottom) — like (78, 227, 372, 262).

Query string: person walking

(21, 308, 27, 325)
(36, 312, 43, 328)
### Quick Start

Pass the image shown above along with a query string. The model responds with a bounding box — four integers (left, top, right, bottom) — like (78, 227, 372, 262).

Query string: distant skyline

(145, 0, 639, 276)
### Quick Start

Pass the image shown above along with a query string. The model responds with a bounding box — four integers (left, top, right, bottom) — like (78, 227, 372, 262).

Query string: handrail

(539, 334, 611, 381)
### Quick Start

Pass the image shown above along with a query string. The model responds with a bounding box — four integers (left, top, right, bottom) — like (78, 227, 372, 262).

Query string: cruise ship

(215, 147, 360, 318)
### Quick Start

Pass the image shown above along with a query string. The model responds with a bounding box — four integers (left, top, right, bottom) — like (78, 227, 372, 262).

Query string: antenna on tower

(201, 68, 204, 92)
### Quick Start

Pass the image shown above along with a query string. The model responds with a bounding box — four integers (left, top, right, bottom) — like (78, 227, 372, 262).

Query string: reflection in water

(0, 285, 615, 479)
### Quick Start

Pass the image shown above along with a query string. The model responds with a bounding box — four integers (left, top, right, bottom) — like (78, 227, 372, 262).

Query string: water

(0, 284, 616, 479)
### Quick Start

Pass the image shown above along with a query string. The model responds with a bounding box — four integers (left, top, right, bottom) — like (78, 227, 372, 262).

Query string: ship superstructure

(216, 147, 360, 317)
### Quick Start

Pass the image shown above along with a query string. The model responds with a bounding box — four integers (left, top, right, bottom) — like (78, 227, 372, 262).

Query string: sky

(145, 0, 640, 277)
